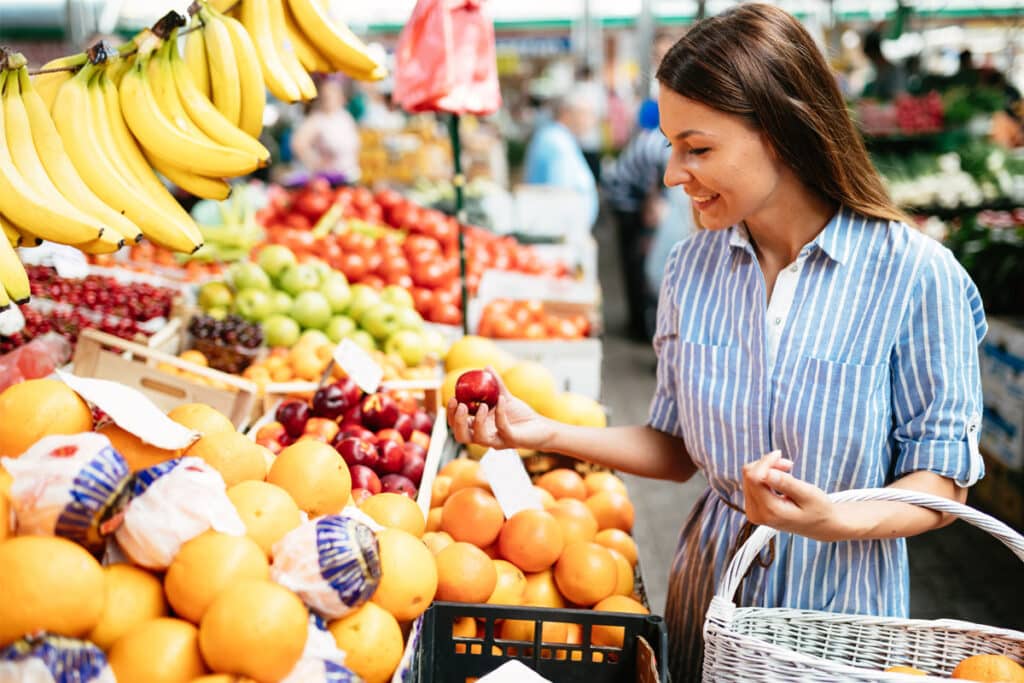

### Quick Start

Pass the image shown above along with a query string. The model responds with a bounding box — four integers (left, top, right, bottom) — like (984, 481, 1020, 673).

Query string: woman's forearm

(826, 471, 967, 542)
(541, 423, 698, 482)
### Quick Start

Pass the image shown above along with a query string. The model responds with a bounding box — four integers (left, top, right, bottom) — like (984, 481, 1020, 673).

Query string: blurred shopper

(603, 99, 670, 340)
(290, 77, 361, 182)
(360, 82, 406, 132)
(522, 92, 599, 229)
(862, 29, 906, 100)
(451, 6, 986, 681)
(575, 64, 607, 181)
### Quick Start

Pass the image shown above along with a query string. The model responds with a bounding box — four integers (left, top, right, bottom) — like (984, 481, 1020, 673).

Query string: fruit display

(477, 298, 593, 340)
(358, 120, 454, 187)
(857, 92, 944, 136)
(90, 241, 228, 282)
(254, 378, 437, 500)
(188, 313, 263, 374)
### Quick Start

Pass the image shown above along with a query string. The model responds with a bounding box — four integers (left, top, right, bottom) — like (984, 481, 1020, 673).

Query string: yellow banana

(148, 151, 231, 200)
(11, 223, 42, 247)
(17, 68, 143, 244)
(0, 276, 10, 309)
(168, 32, 270, 162)
(119, 53, 261, 178)
(212, 5, 266, 139)
(30, 53, 87, 112)
(208, 0, 235, 11)
(287, 0, 383, 78)
(1, 217, 20, 247)
(51, 63, 201, 254)
(183, 21, 211, 99)
(200, 10, 242, 126)
(79, 228, 125, 255)
(283, 2, 333, 74)
(0, 216, 29, 304)
(238, 0, 302, 103)
(267, 0, 316, 101)
(0, 71, 104, 246)
(147, 40, 216, 143)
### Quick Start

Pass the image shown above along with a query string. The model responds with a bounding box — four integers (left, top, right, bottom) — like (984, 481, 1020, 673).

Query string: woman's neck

(744, 183, 836, 268)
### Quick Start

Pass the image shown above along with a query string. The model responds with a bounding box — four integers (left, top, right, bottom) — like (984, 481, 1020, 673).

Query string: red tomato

(431, 301, 462, 326)
(386, 273, 414, 290)
(362, 274, 385, 290)
(380, 256, 410, 278)
(365, 250, 383, 275)
(363, 203, 383, 224)
(524, 322, 547, 339)
(523, 300, 545, 322)
(411, 261, 446, 288)
(351, 186, 374, 210)
(339, 252, 368, 281)
(285, 213, 312, 231)
(492, 317, 518, 339)
(411, 287, 435, 314)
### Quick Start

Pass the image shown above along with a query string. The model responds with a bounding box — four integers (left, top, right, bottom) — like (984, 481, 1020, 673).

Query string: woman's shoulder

(844, 210, 964, 278)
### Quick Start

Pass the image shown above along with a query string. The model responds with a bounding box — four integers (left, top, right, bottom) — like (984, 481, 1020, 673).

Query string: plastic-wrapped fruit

(0, 635, 115, 682)
(271, 515, 382, 619)
(2, 432, 131, 552)
(276, 401, 311, 439)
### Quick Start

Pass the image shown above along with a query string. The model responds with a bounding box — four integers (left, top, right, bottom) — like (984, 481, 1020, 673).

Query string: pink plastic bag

(0, 333, 72, 393)
(393, 0, 502, 116)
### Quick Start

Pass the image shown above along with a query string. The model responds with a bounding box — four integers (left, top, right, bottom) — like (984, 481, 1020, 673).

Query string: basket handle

(716, 487, 1024, 603)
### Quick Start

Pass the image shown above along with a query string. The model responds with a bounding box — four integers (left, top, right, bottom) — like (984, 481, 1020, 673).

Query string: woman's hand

(446, 368, 555, 452)
(742, 450, 845, 542)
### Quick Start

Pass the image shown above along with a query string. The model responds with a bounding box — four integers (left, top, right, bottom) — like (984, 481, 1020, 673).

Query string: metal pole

(697, 0, 707, 21)
(637, 0, 655, 98)
(448, 114, 469, 335)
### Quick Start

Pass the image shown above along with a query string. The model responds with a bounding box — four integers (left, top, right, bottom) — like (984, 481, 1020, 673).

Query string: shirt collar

(727, 206, 853, 265)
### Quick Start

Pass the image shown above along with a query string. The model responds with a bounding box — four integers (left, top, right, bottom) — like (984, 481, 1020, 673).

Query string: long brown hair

(656, 3, 908, 224)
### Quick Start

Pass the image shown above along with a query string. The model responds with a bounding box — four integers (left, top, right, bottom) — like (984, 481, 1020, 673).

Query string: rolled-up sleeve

(648, 243, 684, 438)
(891, 249, 988, 486)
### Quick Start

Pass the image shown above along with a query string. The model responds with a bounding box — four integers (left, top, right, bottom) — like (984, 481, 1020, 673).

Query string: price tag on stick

(481, 449, 543, 519)
(332, 338, 384, 395)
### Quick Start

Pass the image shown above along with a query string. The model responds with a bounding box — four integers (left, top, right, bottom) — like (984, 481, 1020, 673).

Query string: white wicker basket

(703, 488, 1024, 682)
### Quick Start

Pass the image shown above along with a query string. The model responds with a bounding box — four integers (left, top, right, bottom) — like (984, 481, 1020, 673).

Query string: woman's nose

(663, 163, 692, 188)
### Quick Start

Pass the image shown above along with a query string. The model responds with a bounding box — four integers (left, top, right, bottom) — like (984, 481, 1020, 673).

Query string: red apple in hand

(455, 369, 500, 413)
(336, 437, 380, 469)
(376, 440, 405, 475)
(380, 473, 418, 498)
(350, 465, 382, 495)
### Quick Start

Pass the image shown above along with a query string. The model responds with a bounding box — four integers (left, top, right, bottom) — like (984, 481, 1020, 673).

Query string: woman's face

(658, 87, 787, 231)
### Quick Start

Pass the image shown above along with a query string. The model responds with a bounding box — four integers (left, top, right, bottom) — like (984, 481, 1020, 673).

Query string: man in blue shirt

(522, 93, 600, 229)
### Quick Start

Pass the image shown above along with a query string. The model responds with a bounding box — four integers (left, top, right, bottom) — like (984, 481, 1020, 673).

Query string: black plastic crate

(412, 601, 668, 683)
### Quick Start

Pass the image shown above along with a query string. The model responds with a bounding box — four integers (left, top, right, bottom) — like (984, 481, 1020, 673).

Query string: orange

(99, 423, 180, 472)
(167, 403, 235, 436)
(500, 616, 568, 644)
(87, 563, 168, 650)
(584, 472, 628, 497)
(951, 654, 1024, 681)
(179, 350, 209, 367)
(108, 617, 207, 682)
(522, 569, 566, 609)
(534, 486, 556, 508)
(566, 623, 583, 645)
(585, 491, 635, 532)
(165, 531, 270, 624)
(435, 542, 498, 603)
(226, 481, 303, 557)
(186, 430, 270, 488)
(452, 616, 477, 638)
(426, 507, 443, 532)
(595, 528, 639, 567)
(609, 549, 635, 596)
(268, 440, 352, 516)
(0, 378, 93, 458)
(431, 475, 453, 507)
(536, 468, 587, 501)
(0, 536, 105, 646)
(441, 488, 504, 548)
(199, 579, 308, 683)
(328, 601, 404, 683)
(447, 466, 493, 495)
(481, 541, 502, 559)
(885, 666, 928, 675)
(439, 457, 481, 480)
(422, 531, 454, 555)
(497, 508, 564, 572)
(360, 492, 426, 537)
(371, 528, 438, 621)
(488, 560, 527, 606)
(549, 498, 598, 544)
(591, 595, 649, 647)
(554, 541, 617, 607)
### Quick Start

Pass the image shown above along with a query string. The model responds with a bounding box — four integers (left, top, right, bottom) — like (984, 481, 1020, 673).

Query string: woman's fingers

(450, 401, 474, 444)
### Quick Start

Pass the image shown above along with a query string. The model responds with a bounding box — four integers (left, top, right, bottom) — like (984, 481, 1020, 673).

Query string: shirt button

(774, 317, 782, 326)
(790, 265, 798, 273)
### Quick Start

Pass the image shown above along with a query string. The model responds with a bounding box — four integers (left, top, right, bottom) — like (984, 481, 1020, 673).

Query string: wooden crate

(72, 329, 259, 429)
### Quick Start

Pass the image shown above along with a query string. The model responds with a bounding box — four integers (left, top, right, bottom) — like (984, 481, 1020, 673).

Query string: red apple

(336, 425, 377, 445)
(393, 413, 414, 441)
(455, 370, 500, 413)
(376, 440, 405, 475)
(361, 393, 399, 431)
(336, 437, 380, 469)
(380, 474, 418, 498)
(350, 487, 375, 505)
(400, 443, 427, 485)
(311, 383, 351, 420)
(409, 430, 431, 450)
(304, 417, 340, 443)
(276, 400, 311, 438)
(342, 402, 363, 426)
(410, 410, 434, 434)
(376, 428, 405, 446)
(349, 466, 382, 495)
(335, 377, 363, 409)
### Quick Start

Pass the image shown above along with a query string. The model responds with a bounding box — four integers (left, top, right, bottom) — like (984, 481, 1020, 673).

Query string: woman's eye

(689, 148, 710, 156)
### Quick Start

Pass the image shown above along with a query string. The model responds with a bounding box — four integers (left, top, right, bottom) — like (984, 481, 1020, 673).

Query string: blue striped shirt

(649, 207, 987, 683)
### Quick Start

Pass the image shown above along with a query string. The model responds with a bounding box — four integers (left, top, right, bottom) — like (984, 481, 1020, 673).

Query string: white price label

(480, 449, 543, 519)
(332, 338, 383, 395)
(57, 370, 200, 451)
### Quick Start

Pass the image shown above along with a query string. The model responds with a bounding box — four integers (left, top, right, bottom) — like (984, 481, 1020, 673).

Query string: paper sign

(57, 370, 200, 451)
(332, 338, 383, 395)
(480, 449, 543, 519)
(478, 660, 552, 683)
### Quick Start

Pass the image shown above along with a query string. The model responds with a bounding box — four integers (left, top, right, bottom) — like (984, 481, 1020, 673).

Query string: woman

(290, 77, 361, 182)
(447, 5, 987, 682)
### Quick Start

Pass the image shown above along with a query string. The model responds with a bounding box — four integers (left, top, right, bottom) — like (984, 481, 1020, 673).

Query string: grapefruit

(501, 361, 557, 414)
(371, 528, 438, 621)
(435, 542, 497, 603)
(536, 468, 587, 501)
(488, 559, 527, 606)
(328, 601, 404, 683)
(595, 528, 638, 567)
(586, 491, 635, 532)
(444, 336, 501, 373)
(87, 563, 168, 651)
(226, 481, 303, 557)
(591, 595, 649, 647)
(522, 569, 566, 609)
(108, 617, 207, 682)
(951, 654, 1024, 681)
(440, 487, 504, 548)
(0, 379, 92, 457)
(422, 530, 454, 555)
(360, 492, 426, 537)
(554, 541, 617, 607)
(583, 472, 628, 497)
(186, 430, 270, 487)
(497, 508, 564, 572)
(268, 440, 351, 516)
(168, 403, 235, 436)
(549, 498, 599, 544)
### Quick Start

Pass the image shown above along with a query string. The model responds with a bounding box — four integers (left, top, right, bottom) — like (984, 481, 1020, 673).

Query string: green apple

(380, 284, 415, 310)
(360, 303, 401, 342)
(233, 288, 274, 322)
(257, 245, 297, 280)
(347, 329, 377, 352)
(271, 291, 294, 315)
(230, 262, 272, 292)
(422, 328, 449, 358)
(263, 314, 301, 348)
(385, 329, 427, 367)
(346, 284, 382, 323)
(207, 306, 229, 320)
(308, 260, 332, 284)
(298, 329, 331, 348)
(326, 315, 357, 343)
(291, 290, 332, 330)
(198, 281, 233, 311)
(320, 275, 352, 314)
(278, 264, 321, 297)
(394, 307, 424, 331)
